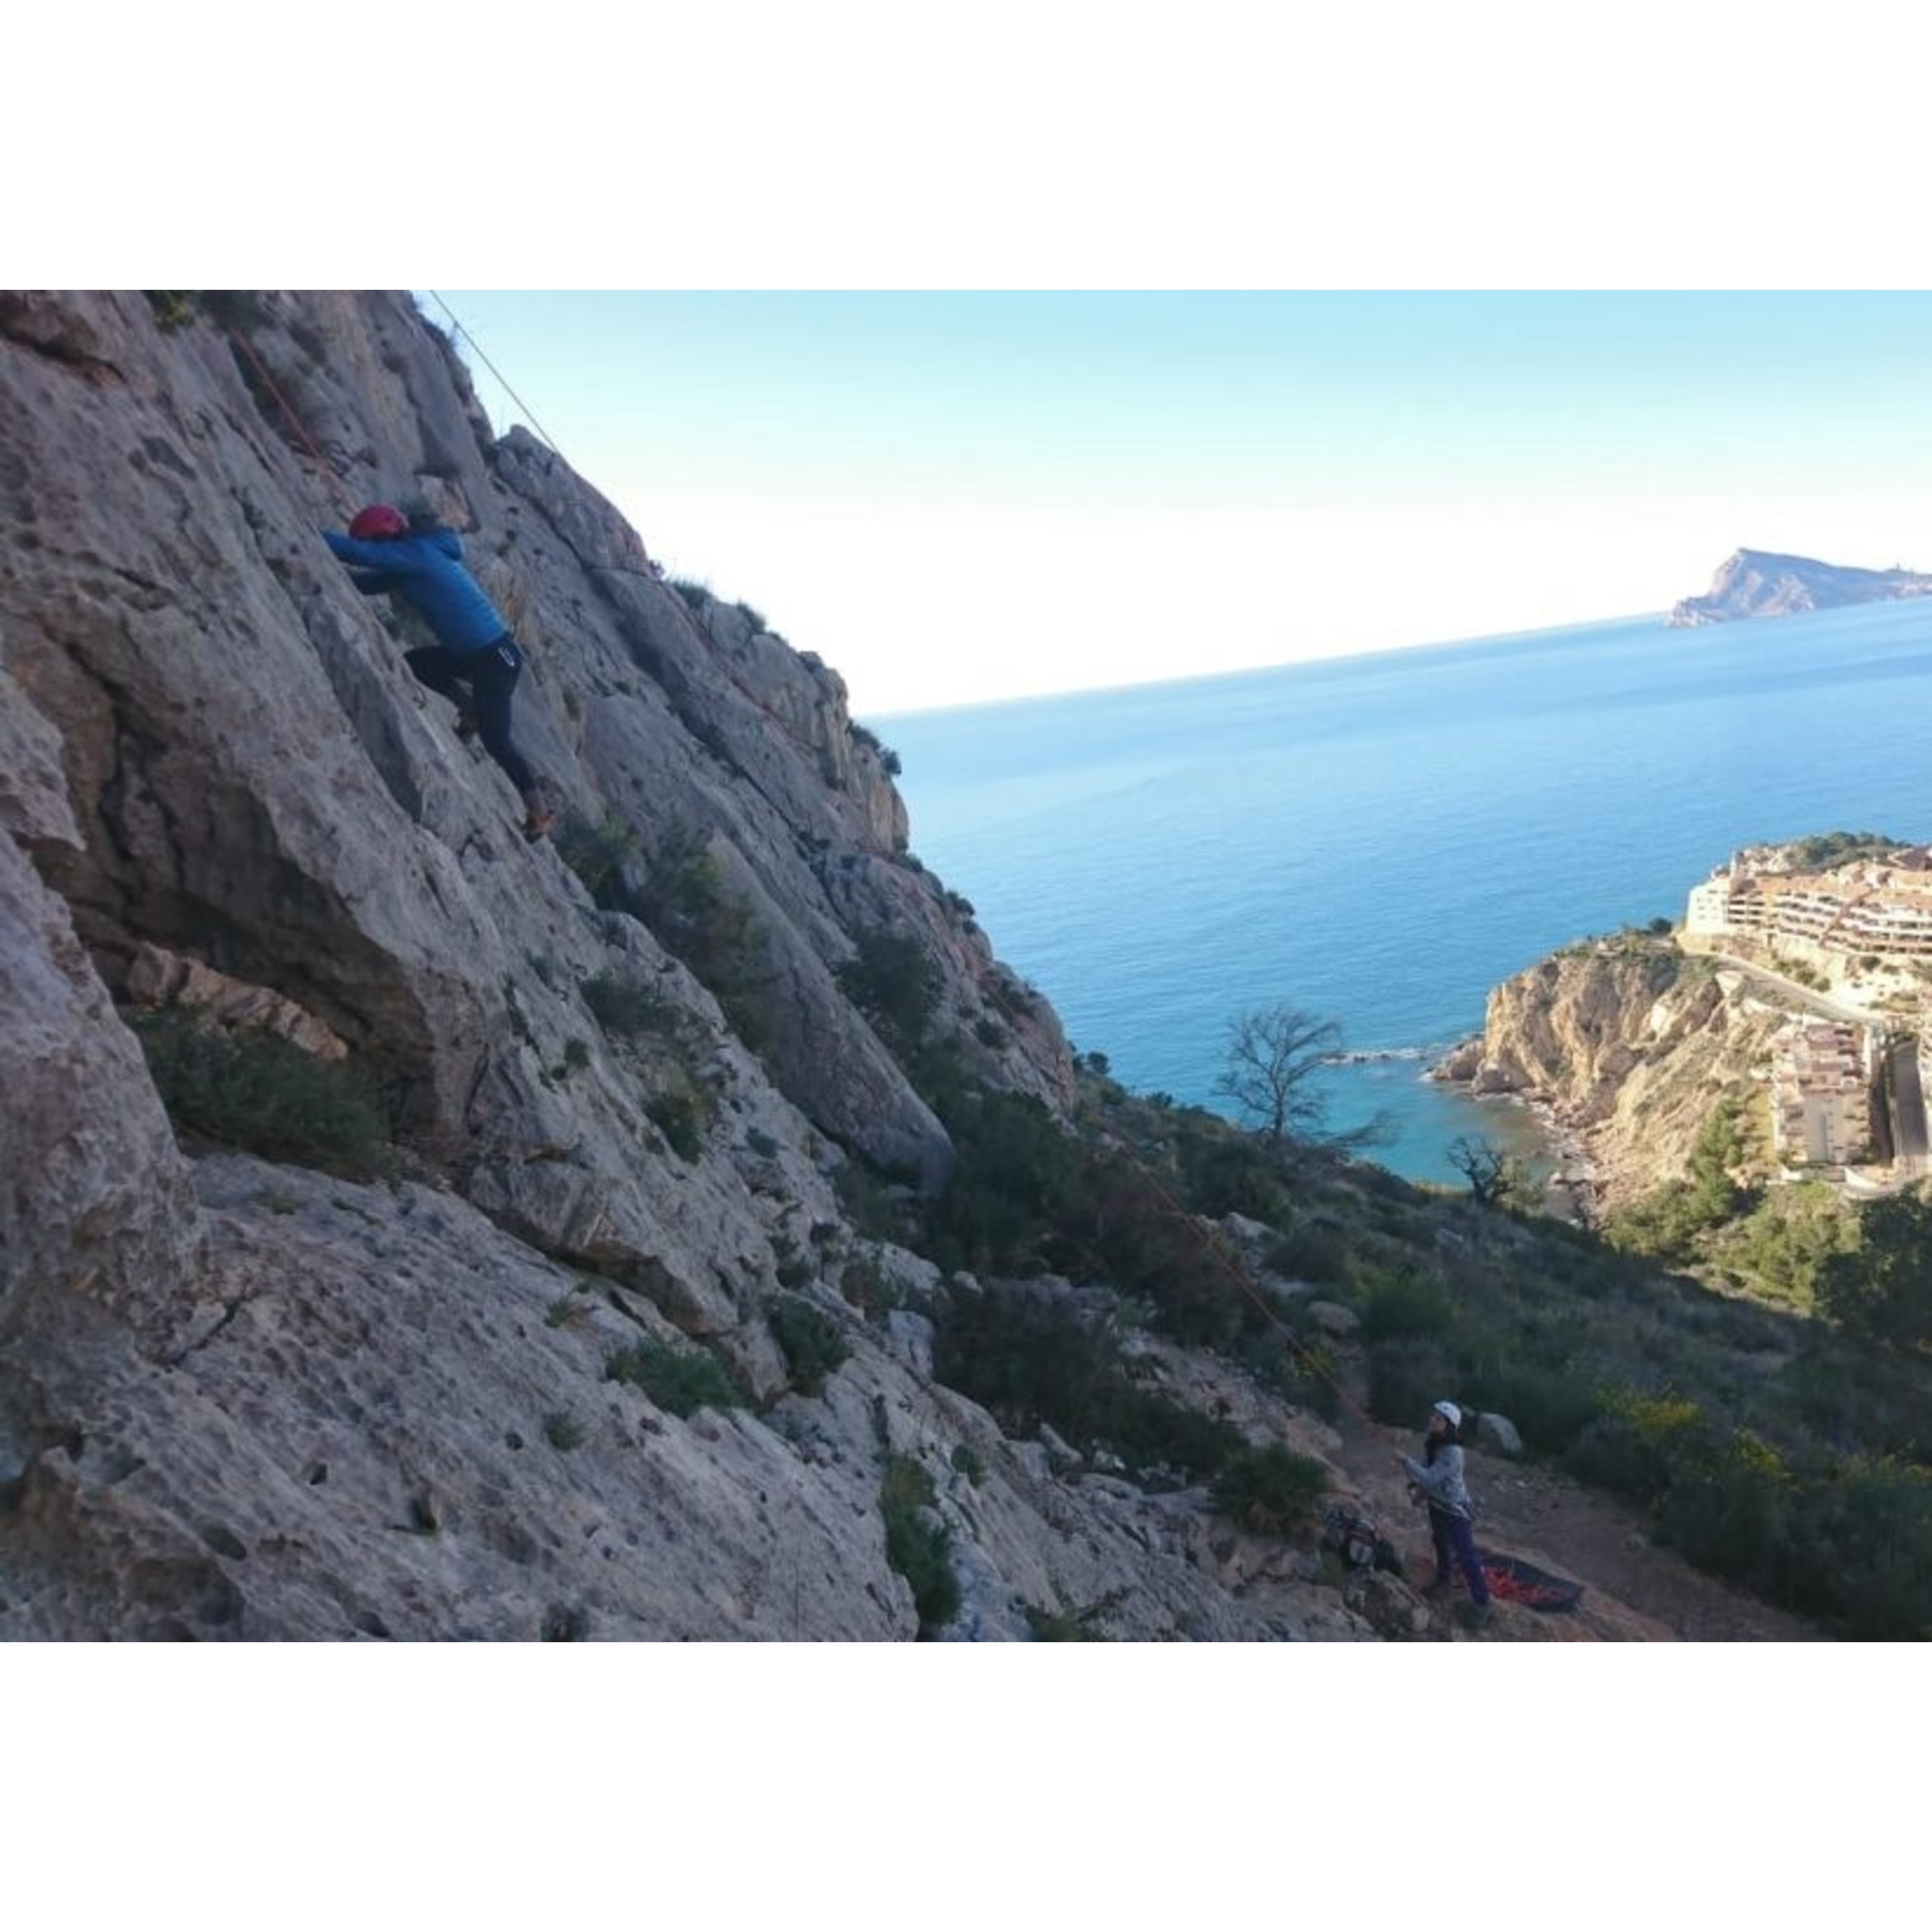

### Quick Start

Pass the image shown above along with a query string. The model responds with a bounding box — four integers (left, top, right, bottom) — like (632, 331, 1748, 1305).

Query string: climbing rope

(423, 290, 568, 460)
(1108, 1138, 1384, 1434)
(225, 325, 360, 515)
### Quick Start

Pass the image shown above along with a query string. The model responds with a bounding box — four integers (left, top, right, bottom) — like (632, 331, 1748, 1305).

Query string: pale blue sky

(431, 292, 1932, 714)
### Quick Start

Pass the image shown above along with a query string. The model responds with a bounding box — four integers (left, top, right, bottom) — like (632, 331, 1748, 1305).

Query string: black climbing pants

(406, 635, 536, 797)
(1429, 1505, 1491, 1607)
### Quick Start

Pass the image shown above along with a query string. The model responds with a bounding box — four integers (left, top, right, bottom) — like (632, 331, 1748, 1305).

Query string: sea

(870, 600, 1932, 1185)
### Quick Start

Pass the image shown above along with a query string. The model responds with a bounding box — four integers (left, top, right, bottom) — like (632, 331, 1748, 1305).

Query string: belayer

(323, 504, 555, 841)
(1398, 1399, 1493, 1623)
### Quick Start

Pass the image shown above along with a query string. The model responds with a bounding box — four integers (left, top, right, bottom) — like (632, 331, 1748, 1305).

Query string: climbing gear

(1433, 1399, 1462, 1428)
(1323, 1503, 1381, 1571)
(1323, 1503, 1402, 1574)
(349, 502, 409, 541)
(1475, 1550, 1583, 1613)
(521, 807, 558, 843)
(455, 708, 480, 741)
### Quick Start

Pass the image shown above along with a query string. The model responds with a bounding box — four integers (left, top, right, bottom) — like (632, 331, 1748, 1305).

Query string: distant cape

(1668, 548, 1932, 627)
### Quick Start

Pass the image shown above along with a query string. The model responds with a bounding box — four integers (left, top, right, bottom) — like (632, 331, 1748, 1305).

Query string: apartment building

(1770, 1019, 1877, 1169)
(1684, 847, 1932, 959)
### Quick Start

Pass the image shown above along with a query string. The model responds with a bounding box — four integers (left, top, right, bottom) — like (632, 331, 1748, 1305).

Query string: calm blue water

(871, 602, 1932, 1184)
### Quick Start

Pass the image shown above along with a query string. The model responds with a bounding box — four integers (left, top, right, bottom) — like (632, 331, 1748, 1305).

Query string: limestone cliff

(0, 290, 1372, 1641)
(1668, 547, 1932, 626)
(1435, 940, 1786, 1206)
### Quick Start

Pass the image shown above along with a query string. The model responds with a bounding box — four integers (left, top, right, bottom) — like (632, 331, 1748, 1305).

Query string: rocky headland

(1668, 547, 1932, 626)
(1432, 936, 1787, 1211)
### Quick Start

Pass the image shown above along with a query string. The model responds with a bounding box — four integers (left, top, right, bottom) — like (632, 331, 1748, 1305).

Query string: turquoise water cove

(877, 602, 1932, 1184)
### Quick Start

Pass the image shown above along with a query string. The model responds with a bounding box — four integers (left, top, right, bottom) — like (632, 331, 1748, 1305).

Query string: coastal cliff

(9, 292, 1878, 1645)
(0, 291, 1386, 1641)
(1668, 547, 1932, 626)
(1435, 938, 1784, 1207)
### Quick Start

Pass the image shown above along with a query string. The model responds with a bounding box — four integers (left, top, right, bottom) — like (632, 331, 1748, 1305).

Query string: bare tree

(1448, 1135, 1536, 1211)
(1214, 1004, 1391, 1149)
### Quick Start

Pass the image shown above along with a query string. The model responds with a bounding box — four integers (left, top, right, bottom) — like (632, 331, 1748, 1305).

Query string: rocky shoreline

(1428, 1036, 1599, 1218)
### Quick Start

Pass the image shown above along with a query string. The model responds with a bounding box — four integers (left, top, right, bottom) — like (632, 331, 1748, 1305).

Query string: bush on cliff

(1211, 1441, 1330, 1536)
(879, 1455, 960, 1636)
(133, 1012, 392, 1181)
(837, 930, 941, 1056)
(604, 1338, 743, 1417)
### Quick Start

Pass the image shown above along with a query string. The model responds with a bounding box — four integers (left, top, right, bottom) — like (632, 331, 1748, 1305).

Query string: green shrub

(1263, 1222, 1352, 1285)
(558, 813, 641, 910)
(1816, 1189, 1932, 1347)
(580, 969, 676, 1039)
(1358, 1269, 1456, 1343)
(1562, 1389, 1705, 1505)
(768, 1296, 850, 1395)
(647, 1084, 710, 1162)
(839, 1253, 904, 1318)
(543, 1409, 587, 1451)
(769, 1238, 814, 1289)
(1023, 1601, 1110, 1640)
(604, 1338, 743, 1417)
(1234, 1330, 1344, 1422)
(879, 1456, 959, 1636)
(544, 1287, 595, 1330)
(930, 1285, 1244, 1479)
(635, 823, 777, 1053)
(951, 1444, 986, 1486)
(1176, 1130, 1296, 1226)
(837, 931, 941, 1055)
(1211, 1441, 1330, 1536)
(848, 724, 904, 776)
(1705, 1183, 1851, 1312)
(133, 1012, 391, 1180)
(835, 1163, 908, 1246)
(1461, 1360, 1603, 1457)
(923, 1090, 1084, 1275)
(1808, 1456, 1932, 1639)
(1654, 1428, 1794, 1589)
(1364, 1334, 1459, 1426)
(146, 291, 199, 331)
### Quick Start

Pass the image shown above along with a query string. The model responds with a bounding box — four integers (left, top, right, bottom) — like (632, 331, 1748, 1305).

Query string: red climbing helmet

(348, 502, 408, 541)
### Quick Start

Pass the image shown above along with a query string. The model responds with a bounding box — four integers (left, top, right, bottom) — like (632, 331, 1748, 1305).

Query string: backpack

(1324, 1502, 1399, 1573)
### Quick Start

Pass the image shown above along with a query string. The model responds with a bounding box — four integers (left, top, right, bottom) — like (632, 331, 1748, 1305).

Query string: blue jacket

(323, 527, 508, 654)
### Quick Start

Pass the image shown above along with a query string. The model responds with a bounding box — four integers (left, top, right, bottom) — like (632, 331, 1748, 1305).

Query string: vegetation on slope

(835, 1009, 1932, 1635)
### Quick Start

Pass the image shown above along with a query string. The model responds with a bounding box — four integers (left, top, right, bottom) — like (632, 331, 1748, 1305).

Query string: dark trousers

(1430, 1507, 1491, 1605)
(406, 637, 536, 796)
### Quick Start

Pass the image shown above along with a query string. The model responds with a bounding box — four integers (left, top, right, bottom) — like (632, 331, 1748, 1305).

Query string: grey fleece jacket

(1402, 1443, 1474, 1519)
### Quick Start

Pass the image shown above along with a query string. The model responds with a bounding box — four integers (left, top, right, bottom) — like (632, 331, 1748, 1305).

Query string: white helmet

(1432, 1400, 1462, 1428)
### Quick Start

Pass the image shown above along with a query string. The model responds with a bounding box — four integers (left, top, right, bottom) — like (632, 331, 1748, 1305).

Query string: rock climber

(1398, 1399, 1493, 1624)
(323, 504, 555, 840)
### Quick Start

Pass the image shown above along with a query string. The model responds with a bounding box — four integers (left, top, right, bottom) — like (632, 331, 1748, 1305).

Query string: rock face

(1668, 547, 1932, 626)
(2, 290, 1387, 1642)
(1438, 940, 1784, 1206)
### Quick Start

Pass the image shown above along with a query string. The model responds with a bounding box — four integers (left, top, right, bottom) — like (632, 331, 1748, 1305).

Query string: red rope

(1113, 1142, 1383, 1433)
(225, 325, 359, 514)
